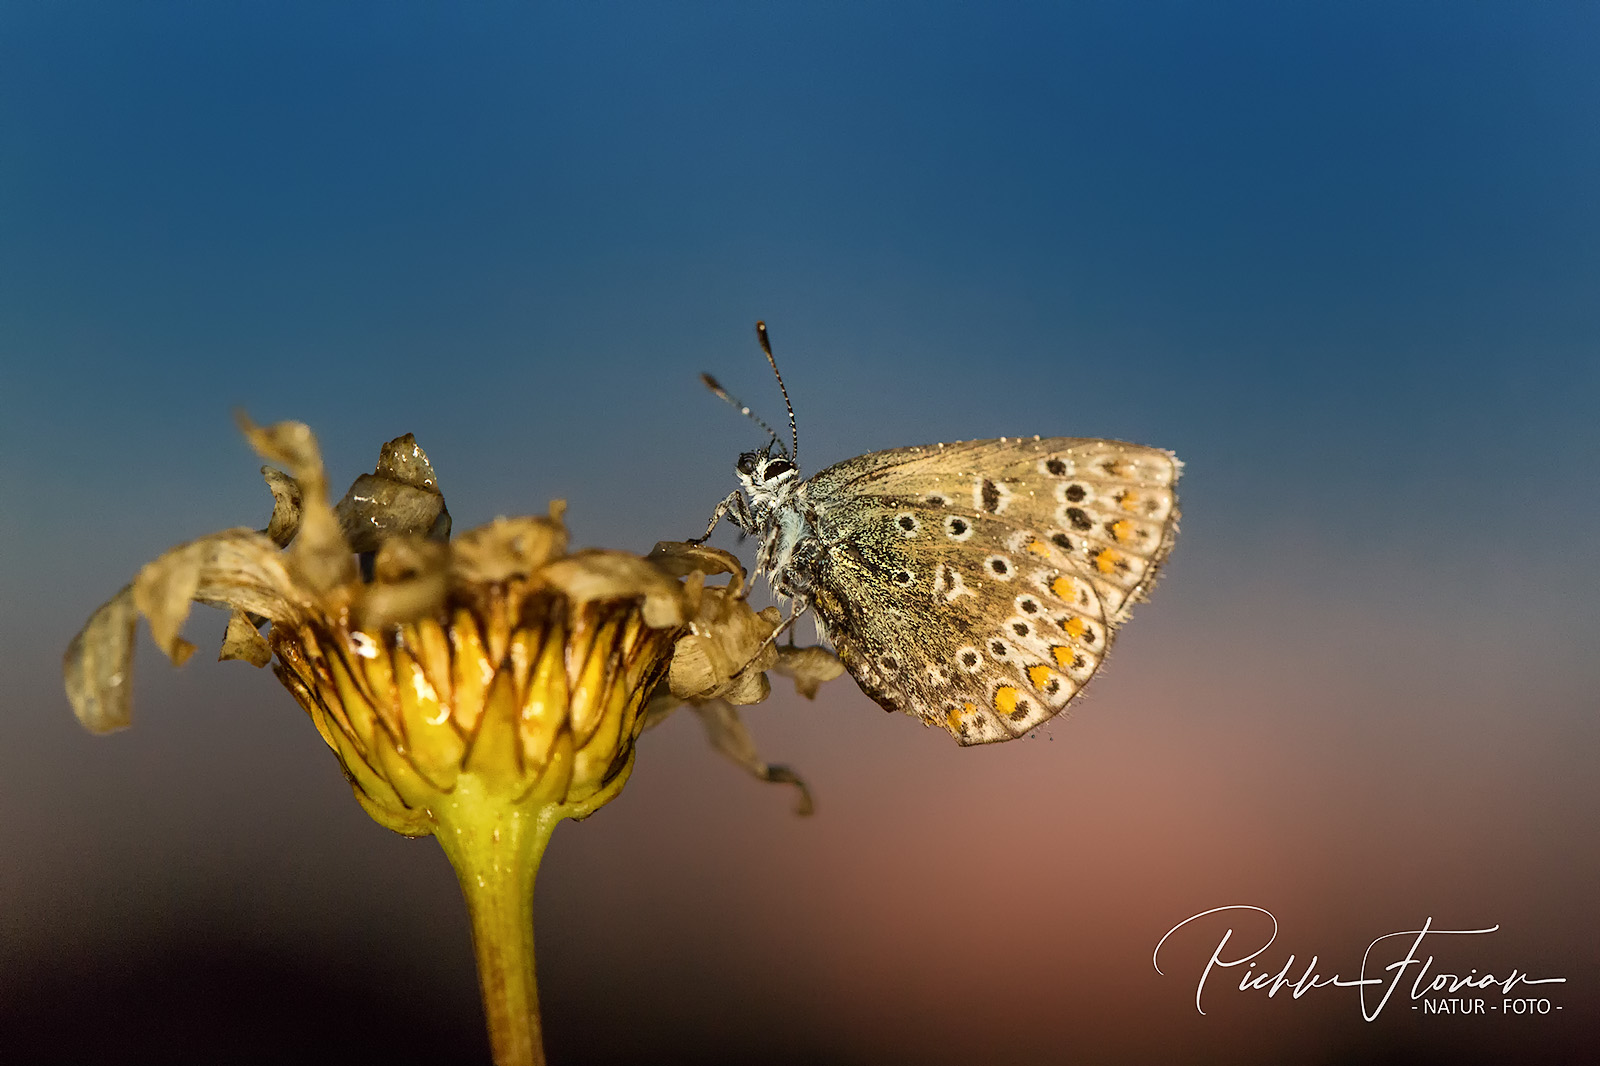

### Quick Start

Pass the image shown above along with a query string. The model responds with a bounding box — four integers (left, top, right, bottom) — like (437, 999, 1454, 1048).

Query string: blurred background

(2, 3, 1596, 1063)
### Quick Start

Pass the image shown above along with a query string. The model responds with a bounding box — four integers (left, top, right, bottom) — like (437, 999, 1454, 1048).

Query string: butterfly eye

(763, 458, 795, 478)
(736, 453, 758, 475)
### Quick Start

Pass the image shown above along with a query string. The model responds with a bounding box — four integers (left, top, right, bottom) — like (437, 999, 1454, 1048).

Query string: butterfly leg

(690, 490, 754, 544)
(759, 596, 811, 656)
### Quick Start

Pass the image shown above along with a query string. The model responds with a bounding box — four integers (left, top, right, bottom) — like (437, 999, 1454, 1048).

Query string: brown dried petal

(133, 528, 307, 664)
(647, 541, 746, 599)
(667, 634, 726, 703)
(540, 550, 686, 630)
(724, 659, 773, 705)
(63, 584, 138, 734)
(639, 688, 682, 733)
(373, 432, 442, 491)
(353, 536, 450, 630)
(261, 467, 303, 548)
(237, 415, 355, 595)
(668, 595, 780, 705)
(219, 608, 272, 667)
(450, 512, 568, 585)
(238, 416, 326, 495)
(690, 700, 814, 816)
(334, 434, 450, 552)
(772, 644, 845, 699)
(337, 474, 451, 553)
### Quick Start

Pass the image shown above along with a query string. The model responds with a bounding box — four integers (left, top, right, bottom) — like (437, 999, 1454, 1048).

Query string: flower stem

(432, 774, 559, 1066)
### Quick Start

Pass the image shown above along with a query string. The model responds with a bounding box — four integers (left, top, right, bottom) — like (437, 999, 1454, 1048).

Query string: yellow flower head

(65, 418, 780, 831)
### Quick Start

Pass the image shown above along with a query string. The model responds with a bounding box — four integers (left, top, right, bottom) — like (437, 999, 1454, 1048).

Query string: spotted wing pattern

(795, 437, 1180, 745)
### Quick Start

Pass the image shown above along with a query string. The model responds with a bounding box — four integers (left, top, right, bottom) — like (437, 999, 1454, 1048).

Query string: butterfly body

(703, 434, 1182, 745)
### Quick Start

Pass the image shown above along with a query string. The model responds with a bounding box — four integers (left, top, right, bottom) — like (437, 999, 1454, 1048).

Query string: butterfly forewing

(798, 436, 1180, 744)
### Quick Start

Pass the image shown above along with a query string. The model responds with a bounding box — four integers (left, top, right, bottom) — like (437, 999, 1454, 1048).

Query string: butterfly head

(734, 443, 800, 501)
(707, 322, 805, 510)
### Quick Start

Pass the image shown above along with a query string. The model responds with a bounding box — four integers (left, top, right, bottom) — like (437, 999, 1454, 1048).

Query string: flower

(62, 417, 810, 1066)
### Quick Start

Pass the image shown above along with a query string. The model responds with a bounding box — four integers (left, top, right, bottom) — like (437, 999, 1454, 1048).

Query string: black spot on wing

(981, 479, 1001, 513)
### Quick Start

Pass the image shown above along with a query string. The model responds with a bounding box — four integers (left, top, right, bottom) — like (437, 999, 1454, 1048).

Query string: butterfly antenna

(700, 372, 782, 452)
(755, 321, 799, 463)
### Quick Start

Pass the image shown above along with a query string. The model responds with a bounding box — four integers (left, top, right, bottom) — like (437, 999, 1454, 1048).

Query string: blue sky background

(2, 3, 1597, 1063)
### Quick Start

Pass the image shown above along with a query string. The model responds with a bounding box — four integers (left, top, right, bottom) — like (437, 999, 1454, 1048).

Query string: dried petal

(62, 584, 138, 734)
(238, 415, 356, 595)
(640, 688, 681, 732)
(691, 700, 813, 816)
(261, 467, 302, 548)
(373, 432, 442, 491)
(353, 536, 450, 630)
(335, 434, 451, 552)
(132, 528, 307, 664)
(451, 512, 568, 585)
(337, 476, 451, 552)
(773, 644, 845, 699)
(668, 596, 780, 705)
(219, 608, 272, 667)
(540, 551, 685, 630)
(647, 541, 746, 599)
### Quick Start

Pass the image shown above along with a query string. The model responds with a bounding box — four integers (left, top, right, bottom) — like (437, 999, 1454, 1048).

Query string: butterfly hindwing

(797, 437, 1181, 744)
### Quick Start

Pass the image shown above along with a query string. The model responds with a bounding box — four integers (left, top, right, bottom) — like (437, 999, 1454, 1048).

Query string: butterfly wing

(795, 437, 1180, 745)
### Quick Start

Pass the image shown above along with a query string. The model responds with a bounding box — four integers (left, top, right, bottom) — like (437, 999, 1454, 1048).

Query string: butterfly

(697, 323, 1181, 745)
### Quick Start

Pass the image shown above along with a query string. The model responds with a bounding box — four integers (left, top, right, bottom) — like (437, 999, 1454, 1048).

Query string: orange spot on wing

(993, 686, 1019, 715)
(1119, 492, 1141, 512)
(1026, 539, 1051, 557)
(946, 702, 978, 732)
(1052, 646, 1074, 668)
(1061, 616, 1087, 640)
(1027, 664, 1052, 689)
(1094, 548, 1123, 573)
(1051, 576, 1076, 601)
(1111, 519, 1135, 543)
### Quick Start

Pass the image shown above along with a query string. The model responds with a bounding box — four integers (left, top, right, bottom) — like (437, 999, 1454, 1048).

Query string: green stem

(433, 774, 559, 1066)
(430, 758, 637, 1066)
